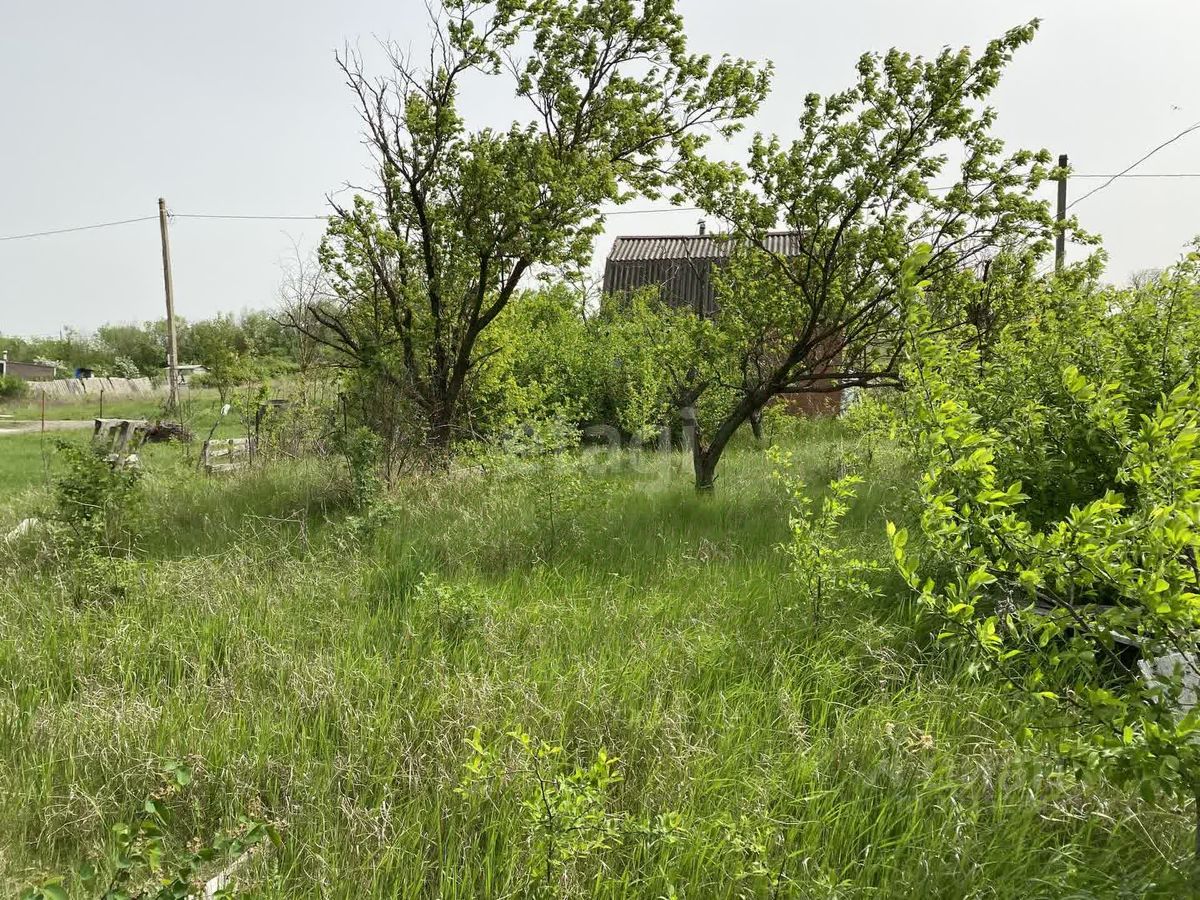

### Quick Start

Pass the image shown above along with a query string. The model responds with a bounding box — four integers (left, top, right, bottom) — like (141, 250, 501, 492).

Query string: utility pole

(158, 197, 180, 411)
(1055, 153, 1068, 273)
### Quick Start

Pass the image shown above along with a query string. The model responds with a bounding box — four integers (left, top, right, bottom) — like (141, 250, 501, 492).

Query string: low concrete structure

(169, 364, 209, 384)
(32, 376, 168, 401)
(0, 351, 56, 381)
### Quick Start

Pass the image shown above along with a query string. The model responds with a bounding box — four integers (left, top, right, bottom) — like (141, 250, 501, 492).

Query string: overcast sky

(1, 1, 1198, 337)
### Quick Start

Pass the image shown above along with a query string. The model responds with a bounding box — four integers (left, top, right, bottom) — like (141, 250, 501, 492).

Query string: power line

(602, 205, 704, 216)
(4, 168, 1200, 243)
(1074, 172, 1200, 178)
(1068, 121, 1200, 210)
(172, 207, 708, 219)
(0, 215, 158, 242)
(173, 213, 328, 221)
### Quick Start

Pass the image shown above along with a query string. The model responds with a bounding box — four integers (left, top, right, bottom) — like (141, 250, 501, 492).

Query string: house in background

(601, 225, 840, 416)
(603, 224, 803, 317)
(0, 350, 56, 381)
(165, 363, 209, 385)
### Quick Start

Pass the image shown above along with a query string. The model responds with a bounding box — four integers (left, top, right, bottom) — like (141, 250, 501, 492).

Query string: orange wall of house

(779, 391, 843, 417)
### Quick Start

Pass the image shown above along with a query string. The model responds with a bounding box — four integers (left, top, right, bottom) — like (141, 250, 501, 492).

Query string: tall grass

(0, 425, 1190, 897)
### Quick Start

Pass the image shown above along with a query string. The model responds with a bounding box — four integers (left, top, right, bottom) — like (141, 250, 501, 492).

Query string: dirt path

(0, 420, 94, 436)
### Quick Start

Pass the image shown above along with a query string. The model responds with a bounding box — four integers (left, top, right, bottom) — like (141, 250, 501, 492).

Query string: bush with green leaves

(457, 727, 626, 897)
(20, 762, 278, 900)
(890, 267, 1200, 861)
(475, 287, 606, 432)
(51, 441, 142, 551)
(463, 415, 596, 563)
(338, 425, 382, 511)
(0, 373, 30, 401)
(111, 355, 142, 380)
(883, 243, 1200, 525)
(770, 446, 882, 629)
(477, 286, 686, 444)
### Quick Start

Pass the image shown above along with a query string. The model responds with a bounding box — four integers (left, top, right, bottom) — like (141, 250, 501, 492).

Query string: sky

(1, 0, 1198, 337)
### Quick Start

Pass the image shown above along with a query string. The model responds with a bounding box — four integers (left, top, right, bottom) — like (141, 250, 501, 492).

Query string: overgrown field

(0, 426, 1192, 897)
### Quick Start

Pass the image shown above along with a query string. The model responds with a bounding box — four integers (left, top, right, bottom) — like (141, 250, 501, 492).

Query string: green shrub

(19, 762, 278, 900)
(0, 373, 28, 401)
(51, 441, 142, 550)
(477, 286, 682, 443)
(880, 244, 1200, 525)
(890, 262, 1200, 859)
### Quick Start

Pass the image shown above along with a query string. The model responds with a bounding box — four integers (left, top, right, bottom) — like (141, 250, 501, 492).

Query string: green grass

(0, 388, 275, 497)
(2, 389, 189, 423)
(0, 433, 55, 497)
(0, 426, 1191, 897)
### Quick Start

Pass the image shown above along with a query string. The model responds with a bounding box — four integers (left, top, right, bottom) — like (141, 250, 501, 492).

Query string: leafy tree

(96, 322, 170, 375)
(183, 314, 246, 365)
(194, 351, 256, 405)
(890, 256, 1200, 867)
(879, 244, 1200, 525)
(110, 355, 141, 379)
(293, 0, 770, 459)
(474, 285, 599, 432)
(0, 374, 29, 401)
(478, 285, 685, 442)
(667, 20, 1058, 489)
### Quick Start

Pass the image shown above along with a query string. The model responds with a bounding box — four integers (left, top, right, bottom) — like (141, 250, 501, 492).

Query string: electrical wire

(1074, 172, 1200, 178)
(3, 167, 1200, 242)
(171, 207, 709, 219)
(0, 215, 158, 242)
(172, 213, 328, 221)
(1068, 121, 1200, 210)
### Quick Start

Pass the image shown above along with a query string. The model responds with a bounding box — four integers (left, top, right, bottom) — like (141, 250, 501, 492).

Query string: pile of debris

(145, 420, 192, 443)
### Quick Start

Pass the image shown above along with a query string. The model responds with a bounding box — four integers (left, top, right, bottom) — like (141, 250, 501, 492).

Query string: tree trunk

(750, 410, 764, 442)
(425, 396, 455, 468)
(680, 404, 714, 491)
(681, 392, 766, 492)
(694, 450, 719, 492)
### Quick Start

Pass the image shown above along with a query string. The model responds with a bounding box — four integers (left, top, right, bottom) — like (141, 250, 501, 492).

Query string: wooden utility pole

(158, 197, 180, 410)
(1055, 153, 1068, 273)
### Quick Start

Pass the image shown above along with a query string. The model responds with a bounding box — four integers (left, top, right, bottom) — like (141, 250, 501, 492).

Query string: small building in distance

(0, 351, 56, 381)
(601, 225, 839, 416)
(602, 225, 802, 316)
(167, 364, 209, 385)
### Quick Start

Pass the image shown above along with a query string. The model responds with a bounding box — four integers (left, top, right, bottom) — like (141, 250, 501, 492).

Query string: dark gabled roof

(606, 230, 801, 262)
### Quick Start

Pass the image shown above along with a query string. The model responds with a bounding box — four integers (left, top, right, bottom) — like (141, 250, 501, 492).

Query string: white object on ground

(1138, 652, 1200, 717)
(4, 518, 42, 543)
(200, 846, 257, 899)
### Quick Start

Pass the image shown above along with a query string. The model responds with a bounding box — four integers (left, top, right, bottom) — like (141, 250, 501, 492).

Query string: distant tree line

(0, 311, 306, 381)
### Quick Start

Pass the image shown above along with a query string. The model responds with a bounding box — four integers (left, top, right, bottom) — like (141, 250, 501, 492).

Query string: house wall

(1, 361, 56, 381)
(603, 258, 718, 315)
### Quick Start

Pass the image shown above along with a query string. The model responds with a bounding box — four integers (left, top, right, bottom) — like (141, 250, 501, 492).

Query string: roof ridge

(611, 229, 798, 239)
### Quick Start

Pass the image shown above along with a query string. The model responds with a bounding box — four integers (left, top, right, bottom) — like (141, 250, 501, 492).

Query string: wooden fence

(33, 377, 168, 402)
